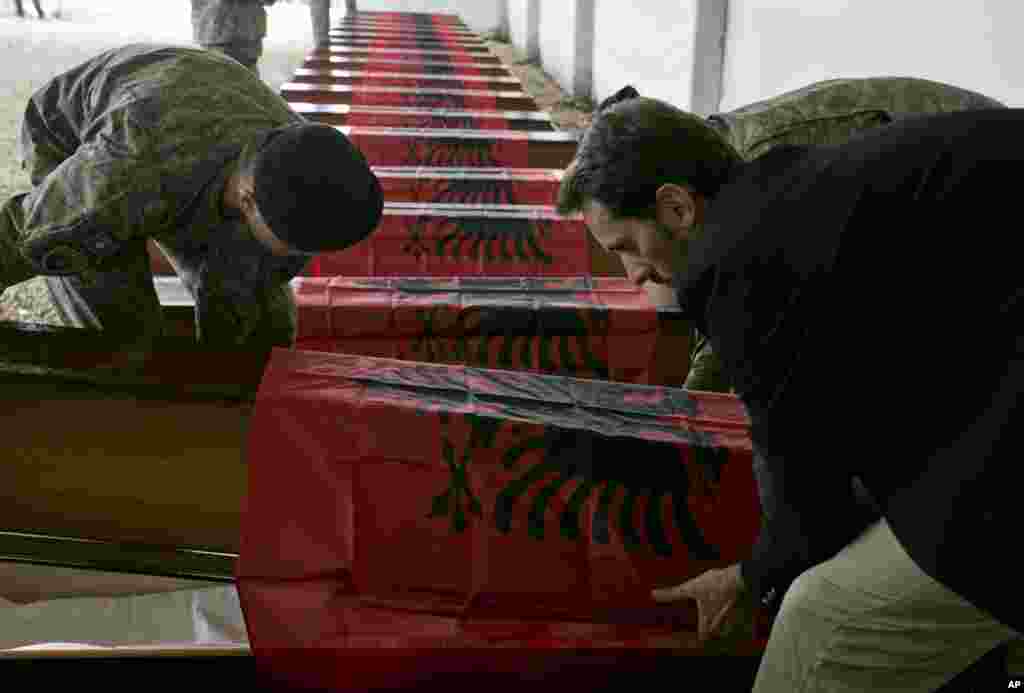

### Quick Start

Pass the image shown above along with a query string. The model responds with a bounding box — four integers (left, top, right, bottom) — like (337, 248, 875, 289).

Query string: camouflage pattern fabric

(0, 44, 309, 349)
(684, 76, 1006, 393)
(0, 278, 63, 325)
(190, 0, 275, 69)
(685, 332, 729, 394)
(708, 76, 1006, 161)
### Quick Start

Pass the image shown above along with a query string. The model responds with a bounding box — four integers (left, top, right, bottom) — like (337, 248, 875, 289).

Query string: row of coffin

(0, 12, 765, 670)
(146, 11, 620, 279)
(152, 12, 689, 383)
(0, 11, 711, 583)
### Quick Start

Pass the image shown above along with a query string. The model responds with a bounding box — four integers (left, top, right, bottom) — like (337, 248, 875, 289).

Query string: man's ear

(654, 183, 701, 241)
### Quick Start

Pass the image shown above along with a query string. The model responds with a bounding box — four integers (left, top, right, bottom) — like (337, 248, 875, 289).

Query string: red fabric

(238, 349, 763, 689)
(344, 110, 514, 130)
(346, 15, 465, 28)
(350, 89, 500, 110)
(342, 23, 466, 32)
(302, 212, 587, 277)
(337, 47, 491, 65)
(345, 75, 502, 92)
(290, 276, 680, 384)
(318, 61, 491, 77)
(438, 33, 478, 52)
(377, 171, 559, 204)
(347, 129, 531, 168)
(367, 37, 482, 56)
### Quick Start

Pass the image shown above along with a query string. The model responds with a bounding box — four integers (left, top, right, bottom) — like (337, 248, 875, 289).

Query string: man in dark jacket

(558, 93, 1021, 689)
(609, 77, 1005, 393)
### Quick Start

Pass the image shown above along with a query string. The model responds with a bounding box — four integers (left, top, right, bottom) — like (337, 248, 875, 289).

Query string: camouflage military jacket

(708, 76, 1005, 160)
(191, 0, 273, 46)
(684, 76, 1006, 392)
(4, 44, 308, 347)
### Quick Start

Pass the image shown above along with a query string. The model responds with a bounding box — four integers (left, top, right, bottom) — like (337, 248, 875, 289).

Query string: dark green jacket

(1, 44, 308, 347)
(684, 76, 1005, 392)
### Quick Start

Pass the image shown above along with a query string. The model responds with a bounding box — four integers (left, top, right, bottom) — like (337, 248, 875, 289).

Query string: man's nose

(627, 265, 652, 286)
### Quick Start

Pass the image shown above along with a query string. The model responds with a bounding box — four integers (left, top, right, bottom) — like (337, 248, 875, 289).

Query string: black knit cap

(252, 124, 383, 253)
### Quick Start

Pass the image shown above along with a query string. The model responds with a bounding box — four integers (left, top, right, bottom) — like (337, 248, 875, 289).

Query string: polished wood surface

(0, 322, 267, 575)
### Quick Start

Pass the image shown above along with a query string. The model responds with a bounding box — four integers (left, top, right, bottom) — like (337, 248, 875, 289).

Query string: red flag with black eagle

(237, 349, 764, 690)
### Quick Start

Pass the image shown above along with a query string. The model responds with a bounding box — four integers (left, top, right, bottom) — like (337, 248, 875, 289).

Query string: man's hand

(652, 564, 749, 644)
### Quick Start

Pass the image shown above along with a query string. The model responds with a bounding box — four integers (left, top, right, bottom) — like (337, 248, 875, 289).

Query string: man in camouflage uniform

(558, 84, 1022, 688)
(0, 44, 383, 351)
(584, 78, 1004, 392)
(311, 0, 358, 49)
(190, 0, 277, 74)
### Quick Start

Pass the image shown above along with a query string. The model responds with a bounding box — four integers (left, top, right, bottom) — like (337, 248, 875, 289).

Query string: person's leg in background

(189, 0, 265, 75)
(752, 519, 1020, 692)
(310, 0, 330, 50)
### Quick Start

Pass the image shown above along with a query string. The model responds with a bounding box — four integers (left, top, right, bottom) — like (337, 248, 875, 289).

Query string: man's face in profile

(582, 199, 687, 287)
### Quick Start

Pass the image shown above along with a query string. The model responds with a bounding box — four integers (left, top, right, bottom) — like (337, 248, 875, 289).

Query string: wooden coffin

(317, 46, 503, 65)
(150, 274, 689, 385)
(329, 31, 485, 46)
(289, 275, 692, 386)
(147, 209, 619, 281)
(333, 126, 578, 169)
(326, 38, 491, 53)
(0, 321, 263, 580)
(280, 82, 537, 111)
(290, 68, 522, 93)
(238, 349, 761, 653)
(302, 204, 593, 277)
(373, 167, 563, 205)
(338, 22, 477, 36)
(343, 15, 467, 27)
(289, 102, 555, 131)
(302, 55, 512, 77)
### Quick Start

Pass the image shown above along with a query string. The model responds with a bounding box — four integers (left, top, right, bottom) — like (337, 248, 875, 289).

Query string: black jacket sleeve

(740, 438, 880, 605)
(678, 145, 883, 604)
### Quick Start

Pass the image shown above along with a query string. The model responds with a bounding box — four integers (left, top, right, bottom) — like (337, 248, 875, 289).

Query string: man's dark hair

(557, 86, 742, 219)
(241, 123, 383, 253)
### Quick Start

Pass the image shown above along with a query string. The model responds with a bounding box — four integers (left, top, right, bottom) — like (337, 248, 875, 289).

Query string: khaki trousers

(0, 585, 246, 649)
(754, 519, 1021, 692)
